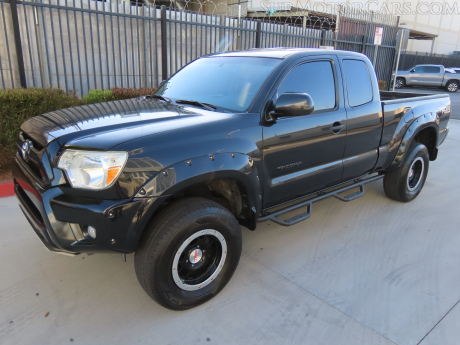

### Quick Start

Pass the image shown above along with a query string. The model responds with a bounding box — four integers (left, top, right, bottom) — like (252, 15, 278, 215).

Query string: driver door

(407, 66, 425, 85)
(262, 57, 347, 207)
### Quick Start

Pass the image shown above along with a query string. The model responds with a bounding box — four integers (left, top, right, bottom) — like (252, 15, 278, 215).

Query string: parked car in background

(393, 64, 459, 92)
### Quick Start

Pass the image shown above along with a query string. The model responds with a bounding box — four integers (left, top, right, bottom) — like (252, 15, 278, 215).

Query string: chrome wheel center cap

(189, 249, 203, 264)
(409, 169, 414, 179)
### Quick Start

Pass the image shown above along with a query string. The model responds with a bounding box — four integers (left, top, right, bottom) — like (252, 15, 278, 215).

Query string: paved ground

(398, 86, 460, 119)
(1, 121, 460, 345)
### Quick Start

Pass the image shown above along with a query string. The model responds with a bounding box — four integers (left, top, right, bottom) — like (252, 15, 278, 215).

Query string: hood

(21, 98, 233, 150)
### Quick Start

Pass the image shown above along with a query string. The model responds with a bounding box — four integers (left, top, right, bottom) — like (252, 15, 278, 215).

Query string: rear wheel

(395, 77, 405, 89)
(445, 80, 459, 92)
(383, 142, 429, 202)
(135, 197, 242, 310)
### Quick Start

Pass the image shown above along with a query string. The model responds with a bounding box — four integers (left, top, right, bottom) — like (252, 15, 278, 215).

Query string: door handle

(330, 122, 345, 133)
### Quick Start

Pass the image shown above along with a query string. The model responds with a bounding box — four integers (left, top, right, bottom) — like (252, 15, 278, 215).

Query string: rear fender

(388, 112, 438, 170)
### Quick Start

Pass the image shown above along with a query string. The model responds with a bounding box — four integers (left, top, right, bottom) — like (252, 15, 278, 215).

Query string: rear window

(342, 59, 373, 107)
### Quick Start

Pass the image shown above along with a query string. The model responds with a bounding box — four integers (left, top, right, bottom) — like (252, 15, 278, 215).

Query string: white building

(220, 0, 460, 54)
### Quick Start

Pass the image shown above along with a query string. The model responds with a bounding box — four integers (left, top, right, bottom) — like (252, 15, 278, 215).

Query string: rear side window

(425, 66, 441, 73)
(276, 60, 336, 111)
(342, 59, 373, 107)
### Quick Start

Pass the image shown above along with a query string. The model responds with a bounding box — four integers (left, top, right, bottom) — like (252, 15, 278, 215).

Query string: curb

(0, 180, 14, 198)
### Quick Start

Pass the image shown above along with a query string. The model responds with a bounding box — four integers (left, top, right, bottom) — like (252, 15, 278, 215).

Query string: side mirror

(269, 92, 314, 120)
(410, 70, 415, 73)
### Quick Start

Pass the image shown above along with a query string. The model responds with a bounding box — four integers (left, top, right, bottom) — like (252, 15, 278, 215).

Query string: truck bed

(376, 90, 451, 171)
(379, 91, 448, 102)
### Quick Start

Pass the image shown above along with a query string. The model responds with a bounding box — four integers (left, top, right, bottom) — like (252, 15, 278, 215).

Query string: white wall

(247, 0, 460, 54)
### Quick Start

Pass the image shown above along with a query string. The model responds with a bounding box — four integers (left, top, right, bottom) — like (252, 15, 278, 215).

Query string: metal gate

(0, 0, 399, 96)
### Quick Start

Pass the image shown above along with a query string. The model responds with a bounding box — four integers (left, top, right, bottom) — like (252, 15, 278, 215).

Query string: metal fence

(335, 7, 399, 87)
(0, 0, 399, 96)
(398, 51, 460, 70)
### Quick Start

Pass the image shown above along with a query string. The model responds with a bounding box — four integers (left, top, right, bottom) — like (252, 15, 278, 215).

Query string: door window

(414, 66, 426, 73)
(342, 59, 373, 107)
(276, 60, 336, 111)
(424, 66, 441, 73)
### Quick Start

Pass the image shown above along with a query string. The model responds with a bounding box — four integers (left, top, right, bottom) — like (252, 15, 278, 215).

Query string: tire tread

(134, 197, 240, 310)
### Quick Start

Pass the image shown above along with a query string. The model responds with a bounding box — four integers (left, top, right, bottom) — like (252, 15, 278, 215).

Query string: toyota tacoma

(13, 49, 451, 310)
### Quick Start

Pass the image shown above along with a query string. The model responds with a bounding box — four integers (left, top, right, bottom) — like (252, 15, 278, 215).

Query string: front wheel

(135, 197, 242, 310)
(383, 142, 429, 202)
(445, 80, 459, 92)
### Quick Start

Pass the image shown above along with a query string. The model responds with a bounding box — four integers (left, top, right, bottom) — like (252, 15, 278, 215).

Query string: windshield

(155, 57, 280, 112)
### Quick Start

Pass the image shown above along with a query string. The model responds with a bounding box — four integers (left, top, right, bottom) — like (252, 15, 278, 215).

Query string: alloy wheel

(407, 157, 425, 192)
(172, 229, 227, 291)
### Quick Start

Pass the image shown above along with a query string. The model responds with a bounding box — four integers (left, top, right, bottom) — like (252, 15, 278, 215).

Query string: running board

(258, 175, 384, 227)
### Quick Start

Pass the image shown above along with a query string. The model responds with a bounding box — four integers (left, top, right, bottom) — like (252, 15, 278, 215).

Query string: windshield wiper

(149, 94, 171, 103)
(175, 99, 217, 111)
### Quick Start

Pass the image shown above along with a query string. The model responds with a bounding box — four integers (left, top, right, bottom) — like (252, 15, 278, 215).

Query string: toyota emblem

(21, 140, 33, 160)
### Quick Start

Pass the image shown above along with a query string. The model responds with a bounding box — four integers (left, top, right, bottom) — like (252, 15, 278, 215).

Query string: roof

(212, 48, 366, 59)
(407, 28, 437, 40)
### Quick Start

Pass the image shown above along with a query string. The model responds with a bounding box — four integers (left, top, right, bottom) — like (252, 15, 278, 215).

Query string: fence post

(320, 29, 326, 47)
(9, 0, 27, 88)
(361, 34, 366, 53)
(160, 5, 168, 81)
(255, 20, 261, 48)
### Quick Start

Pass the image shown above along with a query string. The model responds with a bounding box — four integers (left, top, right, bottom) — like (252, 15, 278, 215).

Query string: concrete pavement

(1, 121, 460, 345)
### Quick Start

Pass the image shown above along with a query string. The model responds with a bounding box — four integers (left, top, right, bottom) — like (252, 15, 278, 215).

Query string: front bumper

(13, 155, 167, 254)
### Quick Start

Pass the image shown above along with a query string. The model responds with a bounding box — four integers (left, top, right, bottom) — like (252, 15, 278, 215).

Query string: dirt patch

(0, 151, 15, 181)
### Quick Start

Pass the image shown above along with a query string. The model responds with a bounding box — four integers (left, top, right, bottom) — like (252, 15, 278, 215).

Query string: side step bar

(258, 174, 384, 227)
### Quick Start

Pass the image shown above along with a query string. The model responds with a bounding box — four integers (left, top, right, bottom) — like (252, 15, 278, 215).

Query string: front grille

(21, 132, 44, 151)
(17, 131, 49, 182)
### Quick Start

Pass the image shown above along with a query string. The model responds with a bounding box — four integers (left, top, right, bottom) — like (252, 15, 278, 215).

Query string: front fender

(135, 152, 261, 218)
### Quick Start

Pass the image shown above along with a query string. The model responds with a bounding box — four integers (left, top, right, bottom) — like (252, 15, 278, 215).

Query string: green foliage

(0, 88, 81, 153)
(0, 87, 158, 155)
(111, 87, 157, 100)
(378, 80, 387, 91)
(81, 89, 114, 103)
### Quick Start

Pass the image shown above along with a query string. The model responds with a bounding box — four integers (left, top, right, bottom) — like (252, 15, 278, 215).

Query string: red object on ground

(0, 180, 14, 198)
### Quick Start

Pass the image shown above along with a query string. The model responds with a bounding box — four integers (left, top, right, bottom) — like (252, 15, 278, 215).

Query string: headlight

(57, 150, 128, 190)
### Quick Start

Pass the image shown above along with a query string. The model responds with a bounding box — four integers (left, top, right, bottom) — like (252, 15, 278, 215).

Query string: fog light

(87, 226, 97, 239)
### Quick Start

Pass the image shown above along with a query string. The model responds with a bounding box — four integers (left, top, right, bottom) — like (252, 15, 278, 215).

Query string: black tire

(135, 197, 242, 310)
(383, 142, 429, 202)
(445, 80, 459, 92)
(395, 77, 405, 89)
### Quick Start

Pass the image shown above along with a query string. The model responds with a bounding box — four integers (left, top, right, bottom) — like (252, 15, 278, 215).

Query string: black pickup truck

(13, 49, 451, 310)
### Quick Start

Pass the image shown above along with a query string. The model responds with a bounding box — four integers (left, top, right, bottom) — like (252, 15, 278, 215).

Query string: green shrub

(0, 88, 81, 153)
(111, 87, 157, 100)
(81, 89, 114, 104)
(0, 87, 157, 155)
(378, 80, 387, 91)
